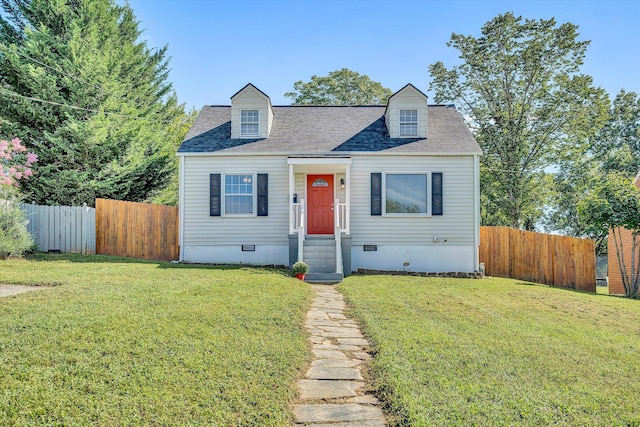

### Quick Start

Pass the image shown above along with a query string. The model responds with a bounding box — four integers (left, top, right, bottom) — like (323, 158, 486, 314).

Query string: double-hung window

(224, 174, 254, 215)
(399, 109, 418, 137)
(384, 172, 429, 215)
(240, 110, 259, 136)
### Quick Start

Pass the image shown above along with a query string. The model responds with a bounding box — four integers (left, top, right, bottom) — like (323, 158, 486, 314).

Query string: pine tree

(0, 0, 188, 206)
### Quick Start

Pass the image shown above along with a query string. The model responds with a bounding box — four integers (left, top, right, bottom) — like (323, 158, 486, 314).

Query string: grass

(0, 254, 313, 426)
(339, 276, 640, 427)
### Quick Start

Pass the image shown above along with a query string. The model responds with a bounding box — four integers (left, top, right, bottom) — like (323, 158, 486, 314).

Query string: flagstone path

(294, 285, 387, 426)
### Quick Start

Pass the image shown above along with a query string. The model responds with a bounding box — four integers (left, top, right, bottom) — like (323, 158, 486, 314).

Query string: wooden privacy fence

(20, 203, 96, 254)
(479, 226, 596, 292)
(95, 198, 179, 261)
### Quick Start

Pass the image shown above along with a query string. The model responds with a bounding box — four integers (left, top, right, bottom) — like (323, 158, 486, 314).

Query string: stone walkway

(294, 285, 387, 426)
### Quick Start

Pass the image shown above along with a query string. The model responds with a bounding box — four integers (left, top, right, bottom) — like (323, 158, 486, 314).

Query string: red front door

(307, 174, 334, 234)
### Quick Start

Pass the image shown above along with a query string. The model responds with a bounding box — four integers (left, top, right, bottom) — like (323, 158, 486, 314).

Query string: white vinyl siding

(182, 154, 475, 248)
(182, 156, 289, 246)
(240, 110, 259, 136)
(231, 85, 273, 138)
(349, 155, 475, 245)
(385, 85, 428, 138)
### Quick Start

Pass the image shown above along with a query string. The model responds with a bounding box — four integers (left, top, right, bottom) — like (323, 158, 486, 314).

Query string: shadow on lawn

(512, 280, 618, 298)
(26, 253, 292, 276)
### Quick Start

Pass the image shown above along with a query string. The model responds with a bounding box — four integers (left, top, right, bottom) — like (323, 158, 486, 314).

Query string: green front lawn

(0, 254, 312, 426)
(339, 276, 640, 427)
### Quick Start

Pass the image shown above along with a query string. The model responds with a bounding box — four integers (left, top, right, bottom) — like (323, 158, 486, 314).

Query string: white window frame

(240, 109, 260, 137)
(399, 109, 418, 137)
(222, 173, 256, 216)
(382, 171, 431, 217)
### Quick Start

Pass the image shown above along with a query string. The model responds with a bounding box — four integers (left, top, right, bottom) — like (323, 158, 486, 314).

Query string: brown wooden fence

(479, 226, 596, 292)
(95, 198, 179, 261)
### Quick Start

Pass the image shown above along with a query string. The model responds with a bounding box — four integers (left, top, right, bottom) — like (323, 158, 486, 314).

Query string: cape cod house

(177, 83, 482, 282)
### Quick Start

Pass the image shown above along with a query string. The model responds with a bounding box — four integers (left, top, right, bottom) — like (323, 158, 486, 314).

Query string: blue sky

(125, 0, 640, 110)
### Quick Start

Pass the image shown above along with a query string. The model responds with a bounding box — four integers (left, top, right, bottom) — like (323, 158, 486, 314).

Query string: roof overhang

(177, 151, 481, 157)
(287, 157, 352, 165)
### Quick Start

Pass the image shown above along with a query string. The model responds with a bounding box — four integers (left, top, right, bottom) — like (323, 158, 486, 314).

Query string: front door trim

(306, 174, 335, 234)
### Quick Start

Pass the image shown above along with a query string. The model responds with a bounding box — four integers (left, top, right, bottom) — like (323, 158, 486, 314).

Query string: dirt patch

(0, 284, 53, 297)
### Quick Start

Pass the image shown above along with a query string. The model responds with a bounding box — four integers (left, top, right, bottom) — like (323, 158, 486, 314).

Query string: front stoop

(294, 285, 387, 426)
(303, 236, 343, 284)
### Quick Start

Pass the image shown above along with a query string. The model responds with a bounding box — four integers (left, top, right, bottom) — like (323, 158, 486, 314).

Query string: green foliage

(593, 89, 640, 175)
(285, 68, 393, 105)
(0, 187, 34, 258)
(150, 108, 198, 206)
(545, 155, 609, 252)
(546, 91, 640, 255)
(429, 13, 609, 228)
(340, 276, 640, 426)
(0, 254, 312, 425)
(0, 0, 188, 206)
(292, 261, 308, 275)
(578, 174, 640, 297)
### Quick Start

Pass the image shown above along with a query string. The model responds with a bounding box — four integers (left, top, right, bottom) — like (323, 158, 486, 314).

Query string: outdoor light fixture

(340, 178, 345, 189)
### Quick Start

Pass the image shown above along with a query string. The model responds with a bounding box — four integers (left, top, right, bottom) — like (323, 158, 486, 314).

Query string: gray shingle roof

(178, 105, 482, 154)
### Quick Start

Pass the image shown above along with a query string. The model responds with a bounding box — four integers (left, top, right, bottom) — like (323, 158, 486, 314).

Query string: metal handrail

(297, 199, 304, 262)
(337, 202, 348, 233)
(335, 198, 343, 274)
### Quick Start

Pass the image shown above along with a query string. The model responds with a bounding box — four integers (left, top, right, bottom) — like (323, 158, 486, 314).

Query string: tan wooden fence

(479, 226, 596, 292)
(95, 198, 179, 261)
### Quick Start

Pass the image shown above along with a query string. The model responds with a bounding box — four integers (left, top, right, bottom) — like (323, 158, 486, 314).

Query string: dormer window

(399, 110, 418, 136)
(241, 110, 259, 136)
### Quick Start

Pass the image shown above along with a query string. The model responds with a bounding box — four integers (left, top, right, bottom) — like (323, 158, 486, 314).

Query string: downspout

(474, 154, 480, 270)
(178, 154, 185, 261)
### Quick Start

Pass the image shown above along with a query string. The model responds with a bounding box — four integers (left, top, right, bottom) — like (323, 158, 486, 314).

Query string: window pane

(385, 174, 427, 214)
(241, 123, 259, 135)
(400, 109, 417, 122)
(225, 195, 253, 214)
(241, 110, 257, 121)
(400, 123, 418, 136)
(224, 174, 254, 214)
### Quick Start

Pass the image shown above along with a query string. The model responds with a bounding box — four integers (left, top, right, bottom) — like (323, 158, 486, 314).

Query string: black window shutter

(371, 173, 382, 216)
(210, 173, 221, 216)
(257, 173, 268, 216)
(432, 172, 443, 215)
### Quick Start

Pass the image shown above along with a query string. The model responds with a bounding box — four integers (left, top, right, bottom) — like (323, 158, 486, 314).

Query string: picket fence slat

(19, 203, 96, 254)
(95, 198, 178, 261)
(479, 226, 596, 292)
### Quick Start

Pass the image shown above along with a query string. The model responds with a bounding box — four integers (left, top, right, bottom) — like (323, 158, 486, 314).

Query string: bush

(292, 261, 308, 275)
(0, 188, 34, 258)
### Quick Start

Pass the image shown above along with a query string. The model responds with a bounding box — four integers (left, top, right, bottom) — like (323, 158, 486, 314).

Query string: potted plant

(292, 261, 308, 280)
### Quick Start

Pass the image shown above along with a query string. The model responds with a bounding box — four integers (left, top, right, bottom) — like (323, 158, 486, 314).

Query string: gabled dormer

(231, 83, 274, 139)
(384, 84, 428, 138)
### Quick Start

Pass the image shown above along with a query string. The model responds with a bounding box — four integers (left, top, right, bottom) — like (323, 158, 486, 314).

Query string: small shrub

(292, 261, 308, 275)
(0, 189, 34, 258)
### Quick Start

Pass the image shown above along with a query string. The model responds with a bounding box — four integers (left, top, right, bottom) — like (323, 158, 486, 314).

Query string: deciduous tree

(578, 174, 640, 297)
(285, 68, 393, 105)
(429, 12, 609, 228)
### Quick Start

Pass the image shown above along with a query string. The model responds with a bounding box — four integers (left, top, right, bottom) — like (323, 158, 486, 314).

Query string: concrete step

(304, 254, 336, 263)
(305, 272, 344, 284)
(304, 241, 335, 248)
